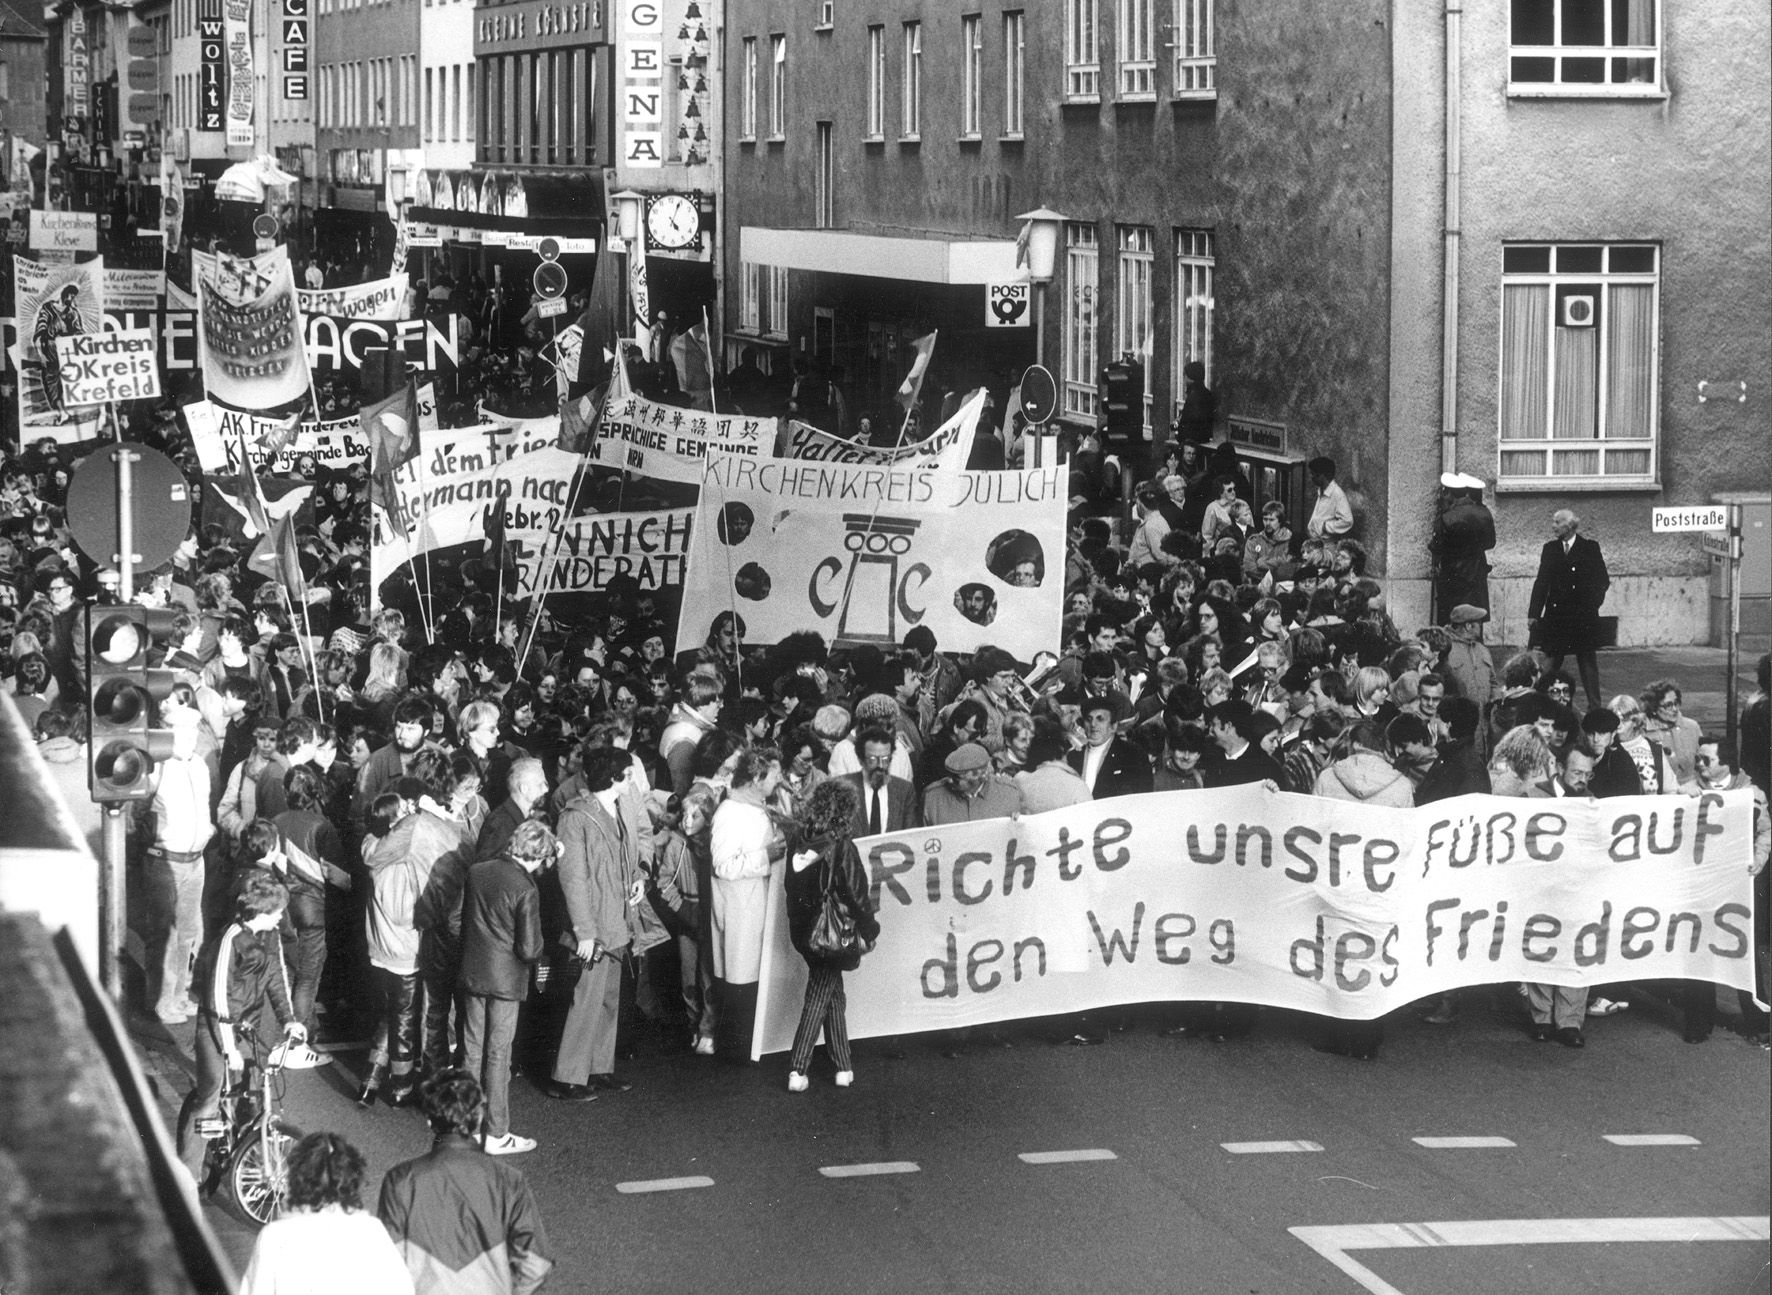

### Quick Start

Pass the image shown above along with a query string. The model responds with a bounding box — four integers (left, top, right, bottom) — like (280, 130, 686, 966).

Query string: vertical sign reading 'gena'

(621, 0, 663, 167)
(199, 0, 225, 131)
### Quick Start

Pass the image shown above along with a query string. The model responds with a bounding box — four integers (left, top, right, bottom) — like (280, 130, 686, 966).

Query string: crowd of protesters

(3, 364, 1770, 1287)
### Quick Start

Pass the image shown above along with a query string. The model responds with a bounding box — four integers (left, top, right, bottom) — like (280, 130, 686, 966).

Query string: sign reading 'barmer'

(56, 328, 161, 404)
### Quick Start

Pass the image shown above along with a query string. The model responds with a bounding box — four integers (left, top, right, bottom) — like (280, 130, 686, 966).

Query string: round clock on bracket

(646, 193, 701, 250)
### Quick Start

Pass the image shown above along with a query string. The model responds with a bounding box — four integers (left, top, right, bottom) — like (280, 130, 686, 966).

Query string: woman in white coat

(709, 744, 787, 1060)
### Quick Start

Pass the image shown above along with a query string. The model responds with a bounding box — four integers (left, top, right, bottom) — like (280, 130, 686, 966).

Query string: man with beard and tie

(841, 726, 920, 838)
(355, 696, 441, 832)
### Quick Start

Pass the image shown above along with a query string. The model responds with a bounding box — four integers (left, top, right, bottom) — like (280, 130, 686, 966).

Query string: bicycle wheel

(223, 1118, 303, 1226)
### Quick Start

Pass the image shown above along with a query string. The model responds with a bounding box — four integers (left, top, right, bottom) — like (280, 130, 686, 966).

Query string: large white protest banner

(377, 423, 577, 552)
(590, 391, 773, 484)
(209, 403, 368, 472)
(679, 401, 1065, 659)
(11, 256, 106, 427)
(754, 786, 1761, 1056)
(777, 396, 979, 472)
(197, 256, 311, 410)
(512, 509, 693, 595)
(298, 273, 409, 321)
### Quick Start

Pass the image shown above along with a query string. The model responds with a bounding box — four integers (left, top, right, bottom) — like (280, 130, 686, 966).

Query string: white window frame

(866, 25, 886, 139)
(960, 15, 983, 138)
(1064, 0, 1099, 102)
(1496, 242, 1661, 488)
(740, 261, 762, 332)
(1172, 0, 1215, 99)
(1002, 11, 1025, 137)
(1116, 225, 1155, 433)
(740, 37, 757, 140)
(769, 35, 786, 140)
(1172, 228, 1215, 416)
(816, 0, 834, 30)
(1063, 223, 1101, 422)
(1116, 0, 1154, 99)
(901, 22, 921, 139)
(1508, 0, 1663, 97)
(815, 121, 833, 228)
(766, 265, 790, 340)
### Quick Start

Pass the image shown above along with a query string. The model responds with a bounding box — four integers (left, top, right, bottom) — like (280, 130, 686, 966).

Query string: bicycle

(194, 1022, 305, 1226)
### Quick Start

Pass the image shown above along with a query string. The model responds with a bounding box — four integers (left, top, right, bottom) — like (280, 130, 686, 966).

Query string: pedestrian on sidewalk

(1527, 509, 1609, 709)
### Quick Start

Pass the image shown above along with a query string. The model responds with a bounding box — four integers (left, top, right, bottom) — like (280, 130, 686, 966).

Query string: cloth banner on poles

(590, 392, 773, 485)
(511, 508, 693, 595)
(753, 786, 1762, 1056)
(678, 394, 1059, 658)
(778, 397, 980, 472)
(197, 253, 311, 409)
(304, 314, 460, 376)
(297, 274, 410, 321)
(10, 256, 106, 428)
(201, 401, 369, 472)
(375, 424, 578, 553)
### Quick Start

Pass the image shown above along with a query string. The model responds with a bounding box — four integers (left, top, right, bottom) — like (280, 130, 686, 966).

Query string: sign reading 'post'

(56, 329, 161, 405)
(1650, 505, 1729, 534)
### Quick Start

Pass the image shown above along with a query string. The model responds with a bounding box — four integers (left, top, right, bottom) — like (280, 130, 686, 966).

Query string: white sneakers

(1588, 997, 1629, 1017)
(484, 1132, 537, 1156)
(692, 1035, 716, 1056)
(834, 1070, 853, 1088)
(270, 1042, 331, 1069)
(787, 1071, 810, 1092)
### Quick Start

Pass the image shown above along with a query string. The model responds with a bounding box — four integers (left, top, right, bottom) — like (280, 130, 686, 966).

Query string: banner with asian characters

(512, 509, 693, 595)
(11, 256, 107, 427)
(197, 254, 311, 409)
(297, 273, 410, 321)
(754, 787, 1761, 1055)
(590, 391, 773, 484)
(678, 402, 1065, 660)
(777, 396, 978, 472)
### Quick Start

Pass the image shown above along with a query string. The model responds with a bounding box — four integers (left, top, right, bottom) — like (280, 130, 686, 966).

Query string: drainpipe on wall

(1441, 0, 1461, 475)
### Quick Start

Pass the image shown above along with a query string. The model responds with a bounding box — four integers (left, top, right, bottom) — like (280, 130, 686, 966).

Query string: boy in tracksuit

(176, 870, 308, 1185)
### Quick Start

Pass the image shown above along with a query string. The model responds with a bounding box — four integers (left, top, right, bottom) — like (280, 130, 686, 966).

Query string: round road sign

(252, 213, 279, 240)
(537, 236, 562, 262)
(532, 261, 569, 300)
(67, 444, 193, 575)
(1019, 364, 1058, 425)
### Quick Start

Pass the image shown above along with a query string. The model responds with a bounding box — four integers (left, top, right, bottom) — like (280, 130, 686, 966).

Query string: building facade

(314, 0, 422, 209)
(0, 0, 50, 154)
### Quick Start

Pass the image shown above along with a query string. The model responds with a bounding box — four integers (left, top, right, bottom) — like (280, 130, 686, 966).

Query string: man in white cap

(1432, 472, 1496, 621)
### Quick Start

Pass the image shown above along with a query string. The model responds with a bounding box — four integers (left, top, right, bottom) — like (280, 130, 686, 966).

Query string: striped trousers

(790, 964, 852, 1075)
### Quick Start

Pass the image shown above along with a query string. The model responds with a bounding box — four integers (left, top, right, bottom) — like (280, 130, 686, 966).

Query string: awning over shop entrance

(739, 226, 1022, 286)
(404, 169, 604, 238)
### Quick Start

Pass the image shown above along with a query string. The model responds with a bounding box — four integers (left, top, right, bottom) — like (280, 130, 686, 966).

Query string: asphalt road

(147, 984, 1770, 1295)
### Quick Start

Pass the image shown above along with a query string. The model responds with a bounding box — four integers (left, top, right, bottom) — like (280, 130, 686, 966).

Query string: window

(1116, 0, 1153, 97)
(1509, 0, 1660, 94)
(817, 0, 834, 28)
(1064, 0, 1098, 100)
(464, 64, 474, 140)
(901, 23, 921, 138)
(1003, 11, 1025, 135)
(1173, 0, 1215, 98)
(1498, 243, 1659, 484)
(960, 15, 983, 137)
(1173, 229, 1215, 411)
(866, 25, 885, 138)
(740, 37, 757, 139)
(452, 65, 462, 141)
(816, 122, 833, 227)
(769, 35, 787, 139)
(1117, 225, 1155, 430)
(424, 67, 434, 140)
(741, 262, 762, 332)
(1064, 223, 1100, 421)
(766, 265, 789, 339)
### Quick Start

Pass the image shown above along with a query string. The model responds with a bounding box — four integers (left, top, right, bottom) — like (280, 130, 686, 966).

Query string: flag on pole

(1014, 222, 1032, 270)
(232, 433, 273, 537)
(629, 250, 651, 331)
(363, 382, 419, 536)
(669, 320, 713, 405)
(893, 331, 938, 424)
(159, 152, 185, 254)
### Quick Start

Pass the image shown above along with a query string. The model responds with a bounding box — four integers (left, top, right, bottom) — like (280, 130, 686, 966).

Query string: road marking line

(819, 1161, 919, 1178)
(1289, 1216, 1770, 1295)
(1222, 1140, 1324, 1154)
(1019, 1149, 1118, 1165)
(1604, 1134, 1701, 1146)
(615, 1176, 714, 1194)
(1412, 1136, 1517, 1149)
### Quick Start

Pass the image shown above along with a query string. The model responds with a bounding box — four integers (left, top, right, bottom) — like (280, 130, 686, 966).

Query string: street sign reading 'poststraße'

(1650, 505, 1729, 533)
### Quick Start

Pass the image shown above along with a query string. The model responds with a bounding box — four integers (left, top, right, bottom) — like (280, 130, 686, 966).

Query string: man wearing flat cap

(922, 742, 1024, 825)
(1432, 473, 1496, 619)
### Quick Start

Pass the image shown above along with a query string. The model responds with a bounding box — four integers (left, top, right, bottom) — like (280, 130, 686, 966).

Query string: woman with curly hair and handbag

(784, 778, 881, 1092)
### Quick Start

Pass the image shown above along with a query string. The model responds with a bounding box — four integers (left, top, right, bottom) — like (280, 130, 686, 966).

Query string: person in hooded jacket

(1312, 719, 1415, 808)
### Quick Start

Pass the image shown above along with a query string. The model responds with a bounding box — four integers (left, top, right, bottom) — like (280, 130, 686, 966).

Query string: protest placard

(56, 328, 160, 405)
(197, 255, 311, 409)
(297, 273, 410, 321)
(590, 391, 772, 484)
(512, 509, 693, 595)
(378, 423, 578, 551)
(11, 256, 106, 427)
(754, 785, 1761, 1056)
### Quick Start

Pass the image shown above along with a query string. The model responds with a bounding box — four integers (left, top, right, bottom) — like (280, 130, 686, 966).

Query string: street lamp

(1016, 206, 1068, 373)
(610, 189, 646, 338)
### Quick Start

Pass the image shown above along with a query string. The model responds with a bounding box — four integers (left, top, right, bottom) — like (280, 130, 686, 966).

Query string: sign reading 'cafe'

(477, 0, 605, 51)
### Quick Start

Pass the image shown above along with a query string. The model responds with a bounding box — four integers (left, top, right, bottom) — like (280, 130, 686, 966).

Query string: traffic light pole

(114, 434, 136, 601)
(104, 426, 137, 997)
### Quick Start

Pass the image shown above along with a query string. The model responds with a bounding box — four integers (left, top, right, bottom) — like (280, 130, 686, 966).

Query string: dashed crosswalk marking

(1290, 1216, 1770, 1295)
(819, 1161, 920, 1178)
(1603, 1134, 1701, 1147)
(1412, 1136, 1517, 1149)
(1019, 1149, 1118, 1165)
(1222, 1140, 1324, 1154)
(616, 1176, 715, 1194)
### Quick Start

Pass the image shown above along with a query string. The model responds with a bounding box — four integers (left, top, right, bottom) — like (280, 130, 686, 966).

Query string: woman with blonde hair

(1607, 693, 1681, 795)
(360, 641, 408, 729)
(1351, 665, 1396, 725)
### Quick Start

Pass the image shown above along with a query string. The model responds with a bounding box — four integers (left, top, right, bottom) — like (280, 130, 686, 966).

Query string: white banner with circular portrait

(677, 405, 1067, 660)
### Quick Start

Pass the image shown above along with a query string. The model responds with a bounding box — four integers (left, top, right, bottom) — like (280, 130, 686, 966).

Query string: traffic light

(86, 605, 180, 803)
(1102, 357, 1144, 438)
